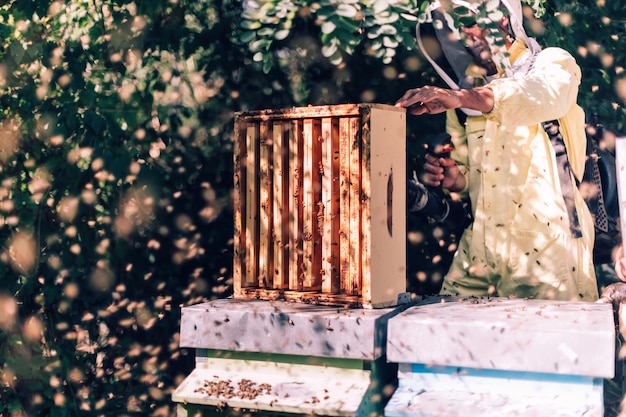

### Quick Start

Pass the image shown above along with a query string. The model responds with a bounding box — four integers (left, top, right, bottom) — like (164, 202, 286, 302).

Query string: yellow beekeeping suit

(440, 43, 597, 301)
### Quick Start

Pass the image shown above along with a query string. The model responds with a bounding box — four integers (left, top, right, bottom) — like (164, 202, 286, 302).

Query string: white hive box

(172, 298, 407, 416)
(385, 297, 616, 417)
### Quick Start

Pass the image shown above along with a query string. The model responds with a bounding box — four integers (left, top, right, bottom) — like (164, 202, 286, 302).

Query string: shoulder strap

(583, 125, 610, 233)
(542, 120, 582, 238)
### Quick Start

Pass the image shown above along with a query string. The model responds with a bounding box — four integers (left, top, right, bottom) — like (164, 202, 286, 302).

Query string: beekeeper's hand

(422, 154, 466, 193)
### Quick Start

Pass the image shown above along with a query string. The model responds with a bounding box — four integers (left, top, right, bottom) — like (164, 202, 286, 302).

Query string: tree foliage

(240, 0, 626, 129)
(1, 0, 625, 416)
(0, 0, 250, 415)
(241, 0, 421, 71)
(240, 0, 548, 69)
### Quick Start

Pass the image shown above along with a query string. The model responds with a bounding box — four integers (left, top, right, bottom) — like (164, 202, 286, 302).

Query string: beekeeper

(396, 0, 598, 301)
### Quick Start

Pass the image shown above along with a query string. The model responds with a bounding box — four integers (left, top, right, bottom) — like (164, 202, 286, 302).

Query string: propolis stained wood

(233, 104, 406, 308)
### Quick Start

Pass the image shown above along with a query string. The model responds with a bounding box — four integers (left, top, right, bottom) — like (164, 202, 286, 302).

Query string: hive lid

(180, 298, 406, 359)
(386, 297, 615, 378)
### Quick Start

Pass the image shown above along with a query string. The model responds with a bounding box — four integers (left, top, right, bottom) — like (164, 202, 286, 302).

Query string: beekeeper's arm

(395, 47, 580, 123)
(395, 87, 492, 194)
(395, 85, 494, 116)
(485, 47, 581, 125)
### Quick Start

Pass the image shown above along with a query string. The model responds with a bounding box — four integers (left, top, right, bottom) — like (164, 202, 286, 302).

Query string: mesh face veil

(415, 0, 541, 116)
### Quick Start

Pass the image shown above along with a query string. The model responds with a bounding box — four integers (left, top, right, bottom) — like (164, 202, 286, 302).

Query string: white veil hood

(415, 0, 541, 115)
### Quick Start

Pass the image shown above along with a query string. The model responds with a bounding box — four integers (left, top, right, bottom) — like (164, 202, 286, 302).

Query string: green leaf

(336, 16, 361, 33)
(370, 38, 383, 51)
(50, 406, 68, 417)
(378, 24, 398, 36)
(240, 31, 256, 43)
(8, 399, 23, 412)
(84, 111, 106, 135)
(321, 41, 338, 57)
(26, 42, 43, 59)
(240, 19, 262, 30)
(367, 27, 380, 39)
(335, 28, 359, 45)
(9, 40, 25, 64)
(336, 4, 358, 18)
(329, 50, 343, 65)
(258, 27, 275, 36)
(373, 12, 400, 25)
(479, 18, 499, 29)
(275, 29, 290, 40)
(372, 0, 390, 14)
(383, 36, 399, 48)
(401, 36, 417, 49)
(321, 20, 337, 34)
(315, 5, 336, 18)
(262, 57, 273, 74)
(251, 39, 272, 52)
(458, 14, 476, 27)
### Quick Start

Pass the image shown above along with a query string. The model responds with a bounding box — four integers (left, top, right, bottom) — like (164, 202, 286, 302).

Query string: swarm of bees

(194, 377, 272, 400)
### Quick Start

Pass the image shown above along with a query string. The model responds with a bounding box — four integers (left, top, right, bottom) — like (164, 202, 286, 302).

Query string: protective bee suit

(416, 0, 598, 300)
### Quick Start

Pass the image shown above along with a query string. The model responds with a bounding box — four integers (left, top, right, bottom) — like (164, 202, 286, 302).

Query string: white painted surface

(172, 358, 371, 416)
(385, 383, 604, 417)
(179, 298, 405, 359)
(387, 298, 615, 378)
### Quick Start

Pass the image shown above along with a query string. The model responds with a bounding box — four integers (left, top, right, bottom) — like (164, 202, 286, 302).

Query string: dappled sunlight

(199, 182, 223, 223)
(7, 232, 38, 275)
(117, 79, 137, 103)
(0, 294, 18, 331)
(57, 196, 80, 223)
(616, 77, 626, 102)
(28, 168, 51, 204)
(88, 264, 116, 293)
(578, 179, 600, 201)
(0, 64, 7, 88)
(556, 12, 572, 27)
(114, 185, 158, 239)
(0, 120, 21, 163)
(407, 230, 425, 245)
(22, 316, 44, 343)
(172, 233, 205, 265)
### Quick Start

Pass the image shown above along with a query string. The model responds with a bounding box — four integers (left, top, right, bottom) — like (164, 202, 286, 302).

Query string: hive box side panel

(233, 104, 407, 307)
(363, 106, 406, 307)
(233, 118, 245, 296)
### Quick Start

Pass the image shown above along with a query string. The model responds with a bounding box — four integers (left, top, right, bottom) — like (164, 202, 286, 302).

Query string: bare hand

(422, 154, 465, 192)
(599, 282, 626, 308)
(395, 86, 462, 115)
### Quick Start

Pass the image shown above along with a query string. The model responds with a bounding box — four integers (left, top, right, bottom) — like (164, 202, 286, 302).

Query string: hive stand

(385, 296, 616, 417)
(171, 298, 411, 416)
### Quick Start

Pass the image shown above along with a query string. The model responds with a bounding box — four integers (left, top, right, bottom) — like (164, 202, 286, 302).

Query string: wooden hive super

(233, 104, 406, 308)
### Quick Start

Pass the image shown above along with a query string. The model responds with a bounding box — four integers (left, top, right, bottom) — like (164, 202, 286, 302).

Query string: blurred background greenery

(0, 0, 624, 415)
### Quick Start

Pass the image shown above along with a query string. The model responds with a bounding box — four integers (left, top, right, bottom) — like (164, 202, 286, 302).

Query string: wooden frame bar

(272, 121, 289, 289)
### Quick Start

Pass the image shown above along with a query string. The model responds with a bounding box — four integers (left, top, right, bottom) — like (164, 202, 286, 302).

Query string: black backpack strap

(455, 108, 468, 127)
(542, 120, 582, 238)
(584, 126, 610, 234)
